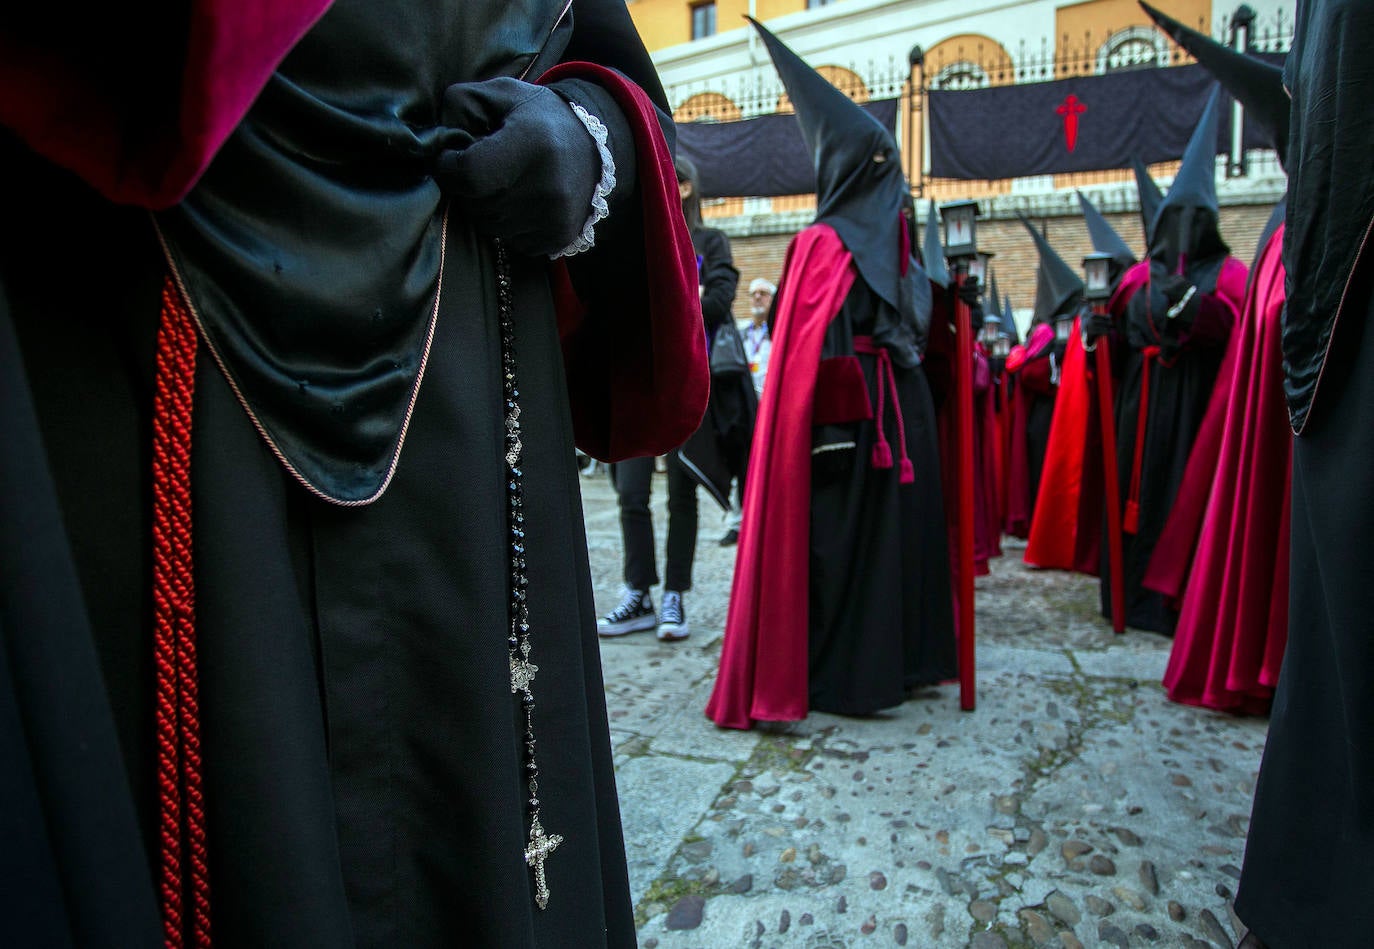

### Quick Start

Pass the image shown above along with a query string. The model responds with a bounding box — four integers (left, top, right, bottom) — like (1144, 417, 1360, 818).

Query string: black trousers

(610, 451, 696, 592)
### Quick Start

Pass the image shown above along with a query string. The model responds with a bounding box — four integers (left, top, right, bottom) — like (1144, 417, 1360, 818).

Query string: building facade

(629, 0, 1291, 324)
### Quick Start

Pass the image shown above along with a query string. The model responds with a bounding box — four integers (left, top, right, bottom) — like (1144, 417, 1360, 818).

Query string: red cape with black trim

(1024, 264, 1149, 571)
(706, 224, 858, 729)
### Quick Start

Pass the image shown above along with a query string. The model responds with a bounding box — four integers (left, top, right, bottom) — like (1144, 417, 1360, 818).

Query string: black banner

(677, 99, 900, 199)
(928, 58, 1284, 180)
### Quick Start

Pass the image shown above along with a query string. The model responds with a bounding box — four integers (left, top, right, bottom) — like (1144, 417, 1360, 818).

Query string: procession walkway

(583, 470, 1266, 949)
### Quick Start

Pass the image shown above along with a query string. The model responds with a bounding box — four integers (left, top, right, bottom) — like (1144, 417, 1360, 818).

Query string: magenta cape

(0, 1, 333, 208)
(1162, 226, 1290, 712)
(1141, 255, 1253, 599)
(706, 225, 857, 729)
(974, 347, 1002, 569)
(1024, 265, 1150, 571)
(542, 62, 710, 462)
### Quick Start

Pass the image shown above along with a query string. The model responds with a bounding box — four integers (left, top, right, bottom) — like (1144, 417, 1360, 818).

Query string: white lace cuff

(550, 101, 616, 260)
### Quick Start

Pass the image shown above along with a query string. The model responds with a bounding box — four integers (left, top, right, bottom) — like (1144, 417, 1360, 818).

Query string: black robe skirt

(808, 281, 957, 716)
(0, 0, 668, 942)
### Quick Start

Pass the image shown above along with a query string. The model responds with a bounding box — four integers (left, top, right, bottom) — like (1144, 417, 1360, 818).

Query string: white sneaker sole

(598, 614, 658, 637)
(656, 621, 690, 642)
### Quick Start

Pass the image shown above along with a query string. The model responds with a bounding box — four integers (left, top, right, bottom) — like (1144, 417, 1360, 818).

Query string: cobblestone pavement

(581, 468, 1268, 949)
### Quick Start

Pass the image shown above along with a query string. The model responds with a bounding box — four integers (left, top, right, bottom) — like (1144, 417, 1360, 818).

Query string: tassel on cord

(152, 276, 211, 948)
(854, 336, 917, 480)
(871, 440, 894, 470)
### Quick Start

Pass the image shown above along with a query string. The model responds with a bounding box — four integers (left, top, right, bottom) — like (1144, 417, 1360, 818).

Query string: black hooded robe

(808, 278, 957, 716)
(1103, 257, 1245, 635)
(0, 1, 695, 944)
(1236, 1, 1374, 943)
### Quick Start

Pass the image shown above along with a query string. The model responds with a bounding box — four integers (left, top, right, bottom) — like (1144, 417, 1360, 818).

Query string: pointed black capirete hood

(986, 268, 1003, 325)
(1002, 294, 1020, 343)
(1018, 213, 1085, 325)
(1130, 155, 1165, 245)
(1076, 190, 1136, 272)
(1142, 2, 1289, 167)
(923, 202, 949, 289)
(749, 17, 911, 311)
(1149, 85, 1226, 267)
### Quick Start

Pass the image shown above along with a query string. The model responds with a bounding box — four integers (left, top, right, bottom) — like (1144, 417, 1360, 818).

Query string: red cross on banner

(1056, 93, 1087, 152)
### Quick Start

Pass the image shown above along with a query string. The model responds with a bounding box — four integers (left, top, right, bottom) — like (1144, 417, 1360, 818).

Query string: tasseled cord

(152, 276, 211, 948)
(854, 336, 916, 484)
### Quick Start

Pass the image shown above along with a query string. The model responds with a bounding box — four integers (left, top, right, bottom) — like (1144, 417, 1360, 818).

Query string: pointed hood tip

(1148, 85, 1229, 262)
(1018, 214, 1085, 323)
(1130, 154, 1165, 244)
(1141, 0, 1289, 164)
(1076, 190, 1136, 269)
(751, 15, 913, 313)
(923, 204, 949, 289)
(1153, 85, 1222, 220)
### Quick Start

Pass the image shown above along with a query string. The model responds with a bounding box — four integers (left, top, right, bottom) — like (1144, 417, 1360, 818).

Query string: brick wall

(724, 202, 1279, 329)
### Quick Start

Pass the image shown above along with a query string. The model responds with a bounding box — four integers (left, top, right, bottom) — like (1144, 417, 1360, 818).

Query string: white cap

(749, 278, 777, 295)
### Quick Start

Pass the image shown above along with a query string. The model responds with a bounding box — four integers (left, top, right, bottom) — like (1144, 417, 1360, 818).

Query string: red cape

(1163, 227, 1290, 712)
(543, 62, 710, 462)
(1024, 264, 1150, 571)
(0, 1, 333, 208)
(1141, 255, 1252, 600)
(1024, 316, 1089, 568)
(706, 224, 857, 729)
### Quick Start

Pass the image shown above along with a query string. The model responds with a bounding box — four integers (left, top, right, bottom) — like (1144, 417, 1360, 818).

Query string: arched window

(1096, 26, 1169, 73)
(931, 61, 989, 90)
(673, 92, 742, 124)
(775, 65, 869, 112)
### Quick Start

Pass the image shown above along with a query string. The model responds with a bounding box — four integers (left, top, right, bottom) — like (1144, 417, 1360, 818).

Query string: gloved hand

(955, 276, 984, 332)
(1082, 309, 1115, 342)
(437, 78, 601, 257)
(1157, 274, 1200, 326)
(956, 275, 981, 307)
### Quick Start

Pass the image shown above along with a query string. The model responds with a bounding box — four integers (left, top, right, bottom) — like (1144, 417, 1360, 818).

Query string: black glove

(955, 276, 985, 332)
(436, 78, 602, 257)
(956, 275, 981, 307)
(1157, 274, 1200, 327)
(1082, 310, 1115, 342)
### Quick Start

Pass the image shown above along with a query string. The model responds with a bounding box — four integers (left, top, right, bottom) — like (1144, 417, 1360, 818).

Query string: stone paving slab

(581, 470, 1268, 949)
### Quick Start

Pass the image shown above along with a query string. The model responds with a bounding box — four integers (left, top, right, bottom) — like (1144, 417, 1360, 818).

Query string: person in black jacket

(599, 157, 744, 641)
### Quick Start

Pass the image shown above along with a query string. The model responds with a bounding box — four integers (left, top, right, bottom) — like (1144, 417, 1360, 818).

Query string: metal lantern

(966, 250, 994, 284)
(1082, 252, 1114, 303)
(993, 334, 1011, 359)
(979, 311, 1002, 348)
(939, 200, 980, 260)
(1054, 312, 1074, 346)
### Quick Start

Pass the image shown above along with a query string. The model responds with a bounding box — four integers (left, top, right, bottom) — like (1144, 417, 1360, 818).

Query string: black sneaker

(597, 588, 656, 637)
(657, 591, 690, 641)
(718, 529, 739, 547)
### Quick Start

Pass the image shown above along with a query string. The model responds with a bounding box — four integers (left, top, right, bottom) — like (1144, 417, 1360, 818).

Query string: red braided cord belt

(852, 336, 915, 484)
(152, 276, 211, 948)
